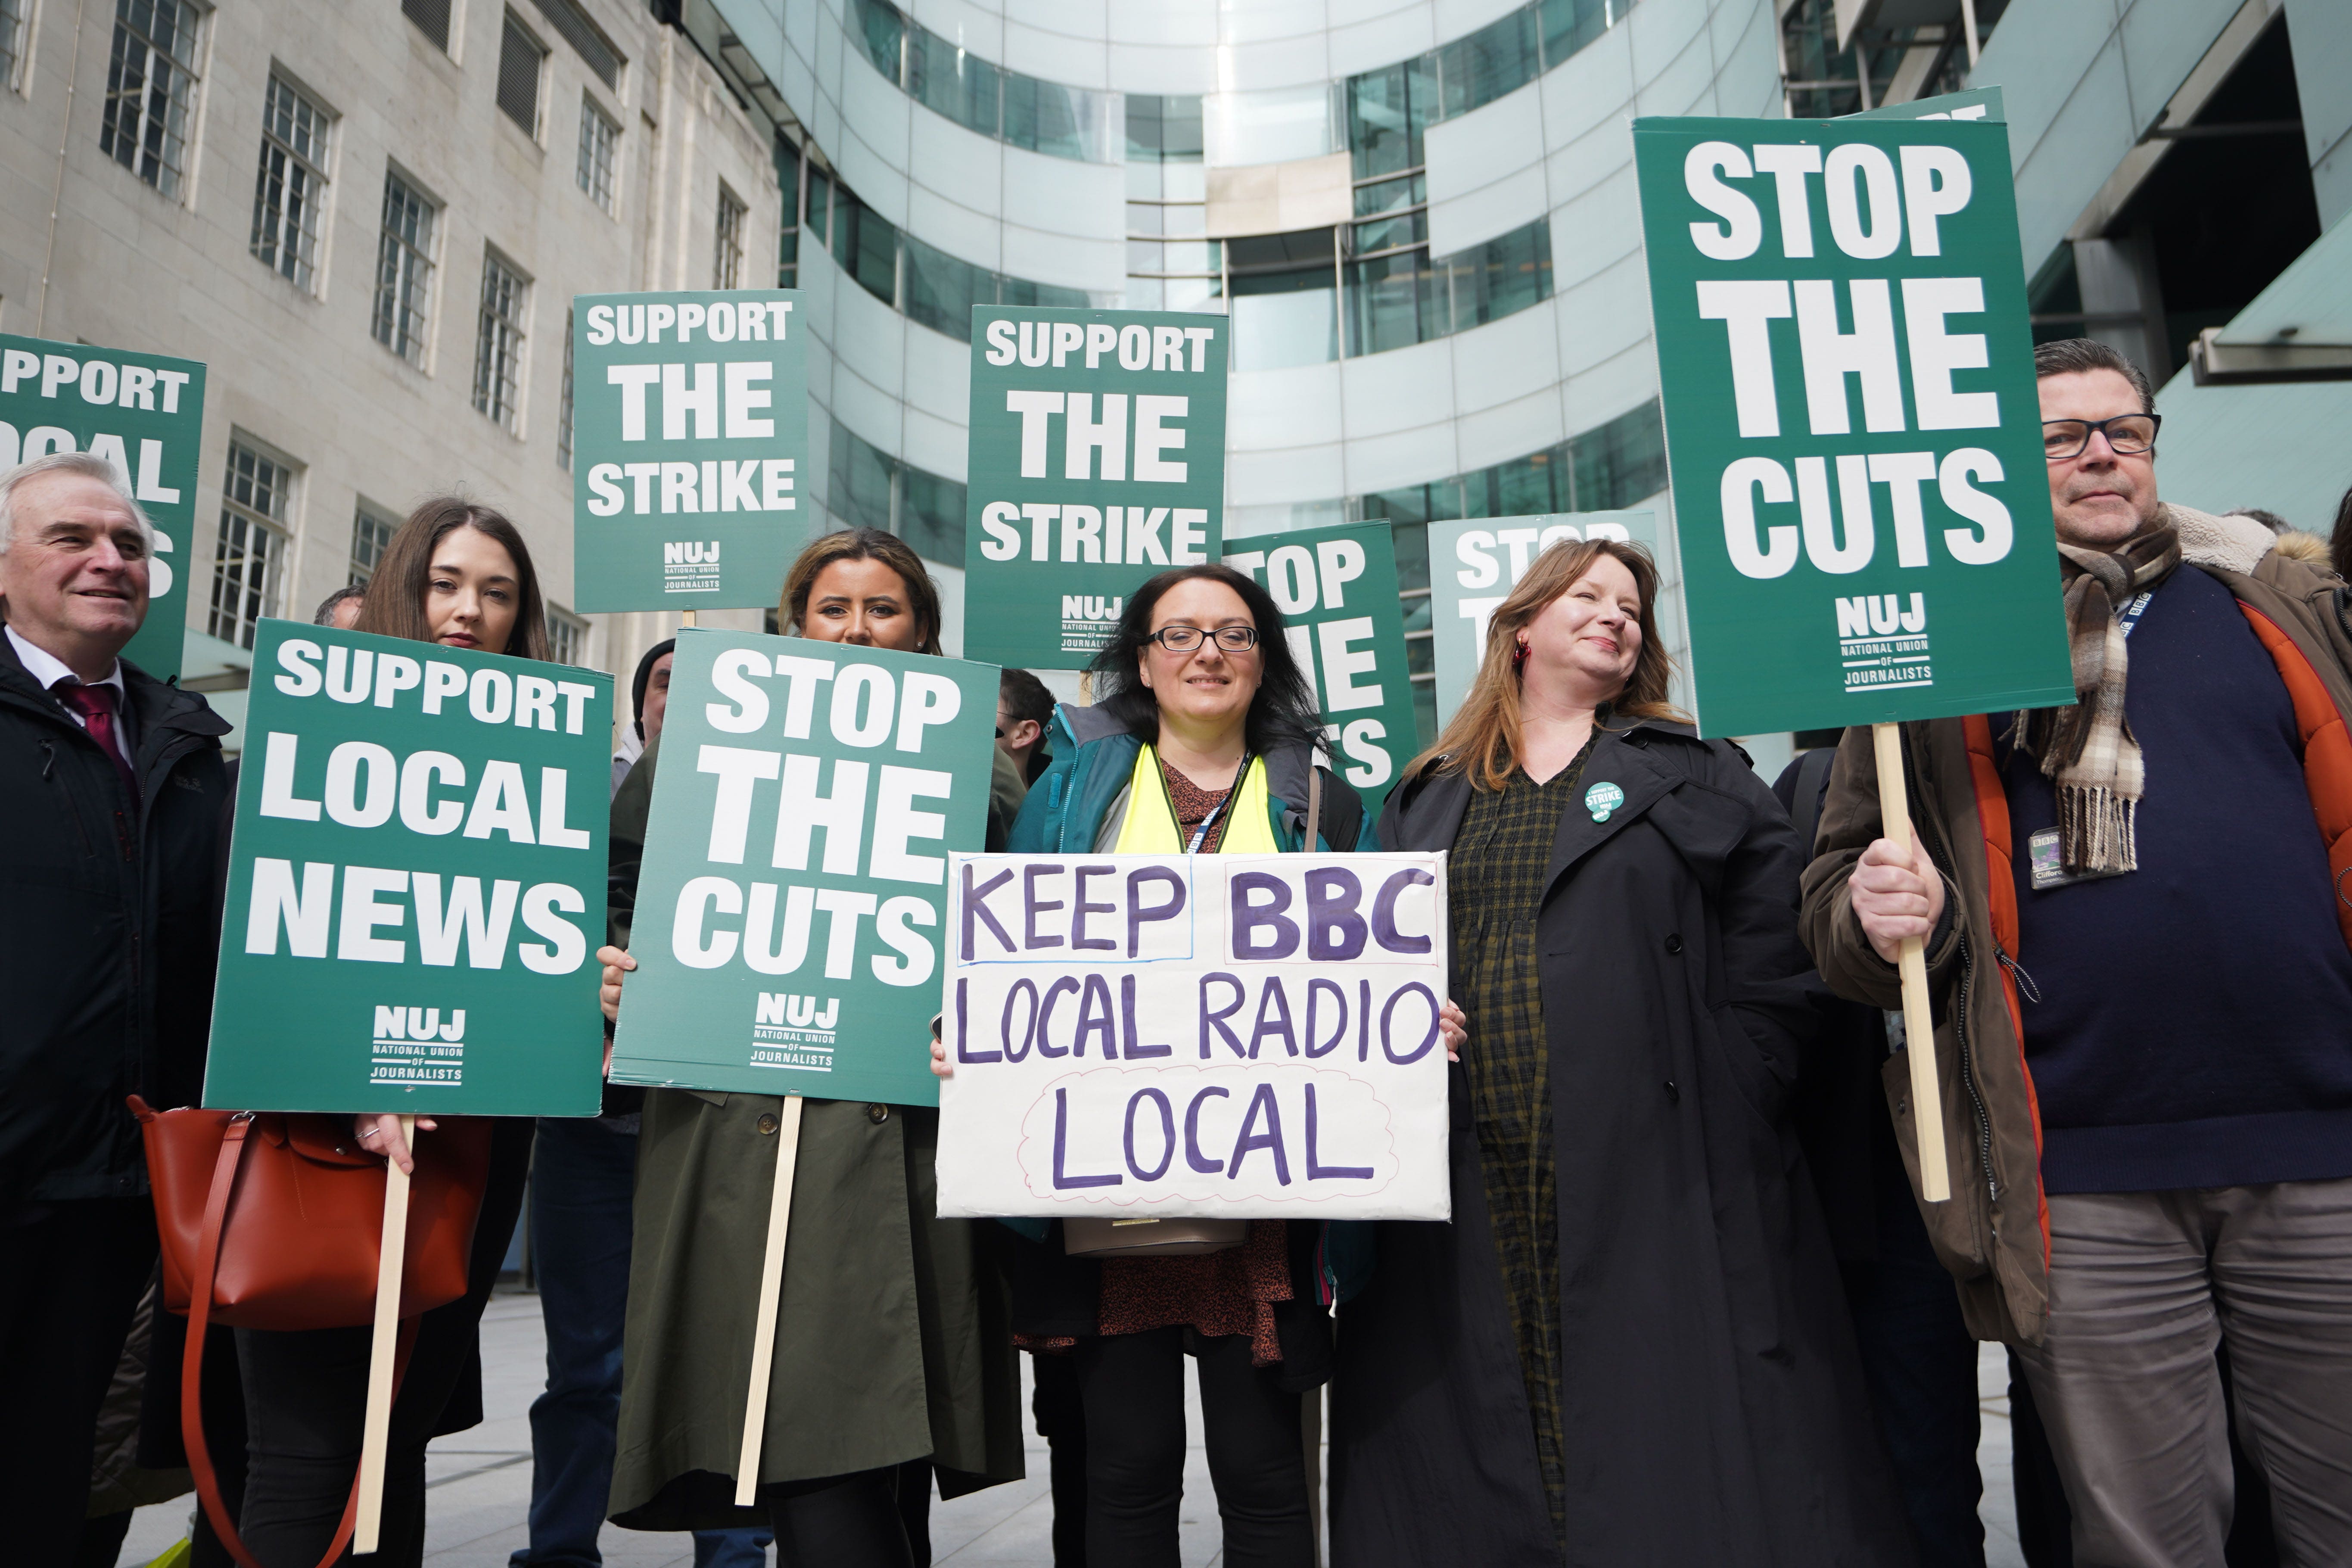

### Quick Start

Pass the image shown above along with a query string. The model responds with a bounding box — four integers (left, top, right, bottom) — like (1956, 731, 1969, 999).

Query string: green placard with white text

(965, 307, 1228, 668)
(1633, 115, 2072, 736)
(1223, 521, 1417, 805)
(1428, 512, 1661, 727)
(571, 291, 808, 612)
(0, 335, 203, 679)
(205, 624, 612, 1114)
(607, 629, 1001, 1106)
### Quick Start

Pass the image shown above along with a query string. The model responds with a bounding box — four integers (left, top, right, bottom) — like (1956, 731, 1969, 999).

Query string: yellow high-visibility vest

(1114, 744, 1280, 853)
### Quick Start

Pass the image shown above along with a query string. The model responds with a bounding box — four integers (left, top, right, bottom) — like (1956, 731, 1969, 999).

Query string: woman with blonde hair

(1327, 538, 1910, 1567)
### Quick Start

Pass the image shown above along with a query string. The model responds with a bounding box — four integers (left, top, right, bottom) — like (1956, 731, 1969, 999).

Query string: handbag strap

(182, 1115, 417, 1568)
(1305, 764, 1323, 851)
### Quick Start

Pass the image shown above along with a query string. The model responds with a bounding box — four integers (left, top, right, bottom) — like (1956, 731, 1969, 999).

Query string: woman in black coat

(1327, 538, 1911, 1568)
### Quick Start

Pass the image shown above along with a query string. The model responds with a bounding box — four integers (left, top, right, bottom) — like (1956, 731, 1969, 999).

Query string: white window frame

(209, 437, 297, 650)
(249, 70, 334, 292)
(577, 93, 619, 214)
(472, 248, 530, 434)
(101, 0, 208, 200)
(372, 167, 439, 366)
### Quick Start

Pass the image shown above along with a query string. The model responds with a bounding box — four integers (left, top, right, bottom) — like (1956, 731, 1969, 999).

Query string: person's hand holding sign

(927, 999, 1470, 1076)
(1850, 836, 1947, 966)
(598, 945, 635, 1024)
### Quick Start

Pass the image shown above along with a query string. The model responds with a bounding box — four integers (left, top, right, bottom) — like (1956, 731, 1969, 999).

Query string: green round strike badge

(1584, 781, 1624, 822)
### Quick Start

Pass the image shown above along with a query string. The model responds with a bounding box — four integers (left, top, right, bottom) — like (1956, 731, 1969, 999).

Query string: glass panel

(996, 275, 1095, 311)
(1353, 174, 1423, 218)
(1405, 634, 1435, 675)
(1126, 240, 1164, 274)
(1437, 6, 1538, 118)
(1158, 164, 1207, 202)
(908, 25, 999, 137)
(1004, 72, 1107, 161)
(1161, 276, 1225, 313)
(1401, 596, 1433, 634)
(902, 237, 980, 341)
(1232, 283, 1337, 371)
(1538, 0, 1616, 65)
(1156, 204, 1207, 238)
(251, 75, 330, 290)
(804, 167, 831, 245)
(1159, 240, 1219, 274)
(1345, 56, 1433, 180)
(1205, 83, 1337, 167)
(101, 0, 202, 196)
(848, 0, 904, 84)
(1569, 400, 1668, 512)
(1351, 210, 1426, 254)
(834, 192, 898, 305)
(1126, 277, 1166, 310)
(1441, 218, 1552, 333)
(900, 467, 966, 566)
(1345, 250, 1436, 355)
(827, 421, 895, 533)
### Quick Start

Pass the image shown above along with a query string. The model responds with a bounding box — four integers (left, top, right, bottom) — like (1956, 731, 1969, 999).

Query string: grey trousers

(2013, 1178, 2352, 1568)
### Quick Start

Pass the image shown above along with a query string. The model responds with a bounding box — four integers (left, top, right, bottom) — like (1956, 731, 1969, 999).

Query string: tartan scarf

(2013, 522, 2181, 874)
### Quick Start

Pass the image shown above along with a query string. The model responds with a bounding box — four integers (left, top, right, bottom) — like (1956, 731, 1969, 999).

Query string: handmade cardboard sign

(934, 851, 1451, 1220)
(0, 334, 204, 679)
(205, 624, 612, 1114)
(571, 291, 808, 612)
(964, 307, 1229, 668)
(1427, 511, 1660, 725)
(1633, 114, 2071, 737)
(1224, 521, 1417, 803)
(607, 628, 1002, 1106)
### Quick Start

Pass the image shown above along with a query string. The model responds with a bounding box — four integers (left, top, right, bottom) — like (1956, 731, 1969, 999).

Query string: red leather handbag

(129, 1098, 493, 1568)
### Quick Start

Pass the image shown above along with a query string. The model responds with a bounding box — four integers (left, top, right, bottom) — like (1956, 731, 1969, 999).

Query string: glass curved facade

(689, 0, 1786, 732)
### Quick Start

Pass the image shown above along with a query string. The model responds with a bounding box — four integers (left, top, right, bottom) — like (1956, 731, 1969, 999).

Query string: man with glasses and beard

(1801, 339, 2352, 1566)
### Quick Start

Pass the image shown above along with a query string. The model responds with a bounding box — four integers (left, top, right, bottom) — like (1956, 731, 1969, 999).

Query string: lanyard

(1161, 751, 1251, 853)
(2117, 588, 2155, 640)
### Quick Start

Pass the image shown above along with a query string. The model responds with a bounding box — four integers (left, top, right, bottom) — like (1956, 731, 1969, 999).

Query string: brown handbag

(128, 1098, 493, 1568)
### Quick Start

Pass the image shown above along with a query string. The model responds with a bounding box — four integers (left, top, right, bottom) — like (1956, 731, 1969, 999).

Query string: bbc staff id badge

(2027, 827, 2131, 892)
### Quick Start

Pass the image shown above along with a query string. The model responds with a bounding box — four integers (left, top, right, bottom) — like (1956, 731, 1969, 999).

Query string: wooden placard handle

(734, 1093, 807, 1506)
(355, 1114, 416, 1554)
(1871, 724, 1951, 1204)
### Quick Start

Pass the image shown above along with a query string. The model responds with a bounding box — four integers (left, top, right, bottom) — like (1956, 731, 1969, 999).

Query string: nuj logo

(1835, 593, 1926, 638)
(1061, 594, 1123, 623)
(664, 541, 721, 564)
(374, 1005, 466, 1043)
(756, 992, 838, 1031)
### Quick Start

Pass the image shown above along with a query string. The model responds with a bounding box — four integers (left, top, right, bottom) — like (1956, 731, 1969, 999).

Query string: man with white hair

(0, 451, 231, 1556)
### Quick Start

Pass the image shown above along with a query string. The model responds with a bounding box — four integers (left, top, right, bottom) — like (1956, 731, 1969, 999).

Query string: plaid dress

(1448, 737, 1595, 1546)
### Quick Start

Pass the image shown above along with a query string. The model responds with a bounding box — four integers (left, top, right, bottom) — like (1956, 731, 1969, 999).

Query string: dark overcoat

(1328, 719, 1913, 1568)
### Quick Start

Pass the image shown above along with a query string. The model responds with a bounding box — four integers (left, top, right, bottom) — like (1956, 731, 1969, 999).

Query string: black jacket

(1327, 720, 1913, 1568)
(0, 632, 230, 1210)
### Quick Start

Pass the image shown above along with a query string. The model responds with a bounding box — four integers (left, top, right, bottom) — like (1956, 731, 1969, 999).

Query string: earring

(1513, 638, 1530, 672)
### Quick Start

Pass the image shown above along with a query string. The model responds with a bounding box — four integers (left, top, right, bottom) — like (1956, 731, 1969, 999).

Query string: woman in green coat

(597, 529, 1026, 1565)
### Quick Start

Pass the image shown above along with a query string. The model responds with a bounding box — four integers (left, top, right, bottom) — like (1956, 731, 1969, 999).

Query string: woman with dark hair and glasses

(932, 563, 1459, 1568)
(597, 529, 1026, 1568)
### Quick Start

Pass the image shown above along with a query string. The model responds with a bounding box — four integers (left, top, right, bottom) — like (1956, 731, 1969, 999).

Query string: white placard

(935, 852, 1451, 1220)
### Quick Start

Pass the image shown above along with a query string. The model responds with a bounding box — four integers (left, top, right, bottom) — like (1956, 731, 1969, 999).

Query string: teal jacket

(1011, 701, 1381, 856)
(1002, 701, 1377, 1310)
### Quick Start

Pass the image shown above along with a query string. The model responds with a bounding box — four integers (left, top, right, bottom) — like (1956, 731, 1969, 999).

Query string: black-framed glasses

(2043, 414, 2160, 460)
(1148, 624, 1259, 653)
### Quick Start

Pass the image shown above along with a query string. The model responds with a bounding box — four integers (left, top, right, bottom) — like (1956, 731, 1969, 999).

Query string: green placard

(1223, 520, 1417, 805)
(1847, 86, 2005, 124)
(1427, 512, 1660, 727)
(608, 628, 1002, 1106)
(571, 291, 808, 612)
(205, 624, 613, 1114)
(0, 335, 204, 680)
(1633, 115, 2073, 736)
(964, 307, 1228, 668)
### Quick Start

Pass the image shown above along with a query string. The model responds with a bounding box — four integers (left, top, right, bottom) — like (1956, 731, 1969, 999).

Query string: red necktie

(59, 681, 139, 803)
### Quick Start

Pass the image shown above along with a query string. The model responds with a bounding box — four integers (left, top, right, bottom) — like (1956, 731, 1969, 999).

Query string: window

(210, 442, 293, 650)
(402, 0, 452, 51)
(555, 306, 574, 470)
(576, 96, 618, 212)
(496, 12, 546, 137)
(1125, 95, 1220, 314)
(546, 606, 589, 666)
(845, 0, 1113, 162)
(372, 171, 436, 363)
(0, 0, 28, 91)
(250, 75, 332, 291)
(776, 134, 801, 288)
(350, 502, 398, 585)
(714, 183, 747, 289)
(473, 251, 528, 432)
(101, 0, 204, 198)
(529, 0, 621, 89)
(825, 422, 966, 567)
